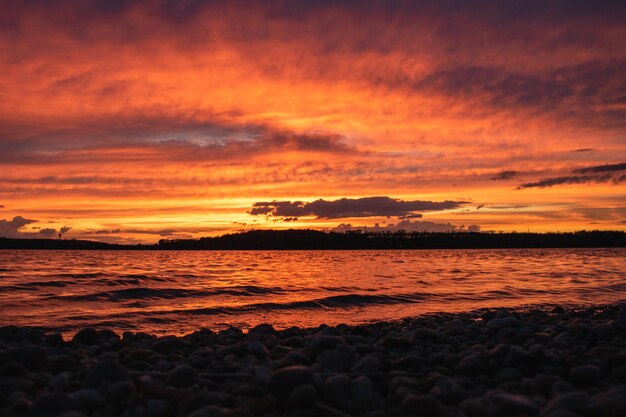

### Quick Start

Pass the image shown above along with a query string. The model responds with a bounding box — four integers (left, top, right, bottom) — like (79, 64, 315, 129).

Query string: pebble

(309, 335, 345, 357)
(569, 364, 602, 387)
(268, 365, 314, 397)
(315, 349, 351, 372)
(247, 341, 269, 358)
(0, 303, 624, 417)
(83, 360, 132, 389)
(31, 393, 79, 417)
(166, 364, 197, 388)
(0, 344, 47, 370)
(286, 383, 318, 409)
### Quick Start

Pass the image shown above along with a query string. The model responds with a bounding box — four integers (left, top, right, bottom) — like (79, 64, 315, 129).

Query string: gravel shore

(1, 303, 625, 417)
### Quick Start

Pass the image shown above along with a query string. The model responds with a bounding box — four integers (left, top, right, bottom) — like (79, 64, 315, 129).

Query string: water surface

(1, 249, 624, 335)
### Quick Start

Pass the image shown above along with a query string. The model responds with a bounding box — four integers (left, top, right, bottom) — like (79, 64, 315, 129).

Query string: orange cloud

(0, 1, 625, 241)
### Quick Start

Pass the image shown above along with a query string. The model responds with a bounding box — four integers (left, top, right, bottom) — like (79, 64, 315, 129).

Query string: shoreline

(1, 303, 626, 416)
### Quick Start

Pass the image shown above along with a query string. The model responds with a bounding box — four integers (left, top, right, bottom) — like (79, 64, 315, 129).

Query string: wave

(48, 285, 286, 302)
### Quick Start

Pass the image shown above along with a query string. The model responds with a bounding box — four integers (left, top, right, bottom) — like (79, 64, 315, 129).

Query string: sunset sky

(1, 0, 625, 243)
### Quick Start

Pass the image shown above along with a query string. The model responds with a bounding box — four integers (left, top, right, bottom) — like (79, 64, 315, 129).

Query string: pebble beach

(1, 303, 626, 417)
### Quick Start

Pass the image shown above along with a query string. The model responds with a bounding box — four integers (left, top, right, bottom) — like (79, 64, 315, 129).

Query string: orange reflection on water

(0, 249, 625, 336)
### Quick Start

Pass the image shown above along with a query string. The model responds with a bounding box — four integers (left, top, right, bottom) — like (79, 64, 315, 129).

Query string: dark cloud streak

(249, 196, 466, 219)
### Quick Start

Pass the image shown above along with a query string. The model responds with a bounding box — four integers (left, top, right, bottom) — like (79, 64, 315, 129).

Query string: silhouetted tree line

(2, 230, 624, 250)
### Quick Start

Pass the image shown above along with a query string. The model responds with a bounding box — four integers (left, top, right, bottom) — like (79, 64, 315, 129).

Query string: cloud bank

(249, 197, 465, 219)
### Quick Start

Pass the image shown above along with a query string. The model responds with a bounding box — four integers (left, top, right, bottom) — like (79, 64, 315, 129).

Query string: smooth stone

(493, 366, 523, 383)
(146, 399, 171, 417)
(454, 355, 488, 375)
(309, 335, 345, 357)
(413, 327, 441, 342)
(253, 366, 273, 384)
(84, 360, 132, 389)
(590, 387, 626, 417)
(72, 328, 100, 345)
(350, 376, 374, 403)
(486, 317, 518, 330)
(430, 378, 467, 405)
(166, 364, 197, 388)
(594, 323, 617, 340)
(351, 355, 380, 373)
(569, 364, 602, 387)
(153, 336, 187, 354)
(247, 341, 269, 359)
(541, 391, 590, 417)
(31, 393, 79, 417)
(105, 380, 135, 405)
(401, 394, 442, 417)
(316, 349, 351, 372)
(0, 344, 47, 370)
(70, 389, 105, 412)
(481, 390, 539, 417)
(249, 324, 276, 335)
(0, 361, 29, 376)
(286, 384, 318, 409)
(268, 366, 314, 397)
(321, 374, 352, 409)
(187, 405, 238, 417)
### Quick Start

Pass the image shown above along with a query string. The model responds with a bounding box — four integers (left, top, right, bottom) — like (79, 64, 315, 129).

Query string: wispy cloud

(518, 162, 626, 189)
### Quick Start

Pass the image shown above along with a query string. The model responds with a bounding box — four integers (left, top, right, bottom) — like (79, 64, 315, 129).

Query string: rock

(84, 360, 132, 389)
(316, 350, 351, 372)
(247, 341, 269, 358)
(493, 367, 523, 383)
(351, 355, 380, 373)
(541, 391, 591, 417)
(381, 335, 411, 349)
(187, 405, 238, 417)
(286, 384, 318, 409)
(31, 393, 79, 417)
(350, 376, 374, 403)
(309, 335, 345, 357)
(401, 394, 442, 417)
(0, 361, 28, 376)
(550, 332, 572, 349)
(569, 364, 602, 387)
(249, 324, 276, 335)
(594, 322, 617, 340)
(70, 389, 105, 413)
(72, 328, 100, 345)
(413, 327, 441, 342)
(268, 366, 314, 397)
(146, 399, 171, 417)
(153, 336, 187, 353)
(392, 353, 422, 371)
(105, 380, 135, 405)
(430, 378, 467, 405)
(321, 374, 352, 409)
(46, 332, 64, 346)
(166, 364, 197, 388)
(590, 387, 626, 417)
(480, 390, 539, 417)
(486, 317, 518, 331)
(253, 366, 273, 385)
(454, 355, 487, 375)
(49, 371, 72, 391)
(120, 405, 146, 417)
(0, 344, 47, 370)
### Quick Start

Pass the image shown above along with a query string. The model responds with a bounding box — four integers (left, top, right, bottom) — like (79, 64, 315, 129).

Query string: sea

(1, 248, 625, 336)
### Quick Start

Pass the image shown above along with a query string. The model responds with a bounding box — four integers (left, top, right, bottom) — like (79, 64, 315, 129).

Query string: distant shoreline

(1, 229, 625, 250)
